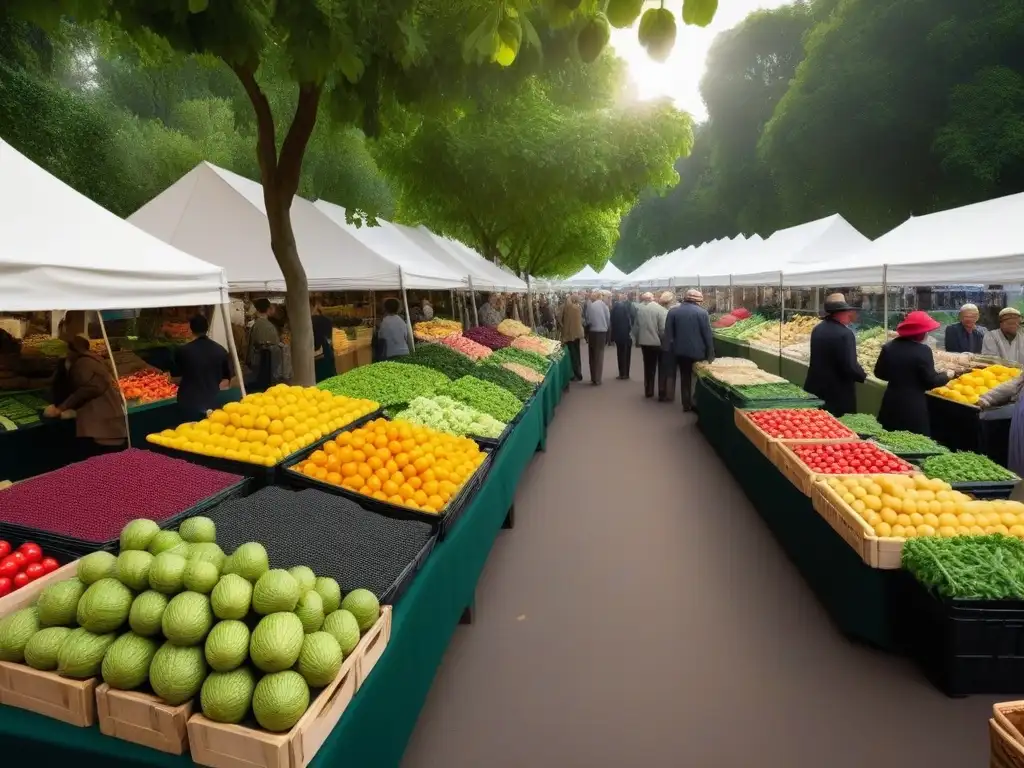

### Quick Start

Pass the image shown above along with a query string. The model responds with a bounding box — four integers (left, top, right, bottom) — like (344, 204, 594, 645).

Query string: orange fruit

(336, 432, 351, 445)
(405, 499, 420, 510)
(423, 480, 439, 495)
(373, 434, 388, 449)
(376, 447, 391, 462)
(315, 467, 328, 481)
(302, 462, 318, 478)
(395, 453, 409, 469)
(388, 440, 403, 455)
(372, 490, 389, 501)
(392, 470, 406, 486)
(366, 475, 382, 492)
(408, 476, 422, 491)
(428, 494, 445, 509)
(413, 490, 428, 506)
(403, 463, 418, 479)
(421, 469, 436, 483)
(385, 459, 399, 474)
(386, 426, 399, 441)
(341, 462, 358, 478)
(326, 472, 342, 485)
(358, 464, 373, 480)
(388, 494, 404, 505)
(383, 480, 399, 496)
(323, 441, 338, 454)
(367, 456, 383, 471)
(375, 467, 390, 482)
(352, 450, 366, 463)
(310, 450, 328, 467)
(399, 483, 415, 500)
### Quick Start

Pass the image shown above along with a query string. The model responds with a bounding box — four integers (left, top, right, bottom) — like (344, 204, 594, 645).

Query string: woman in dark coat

(874, 311, 952, 435)
(804, 294, 867, 416)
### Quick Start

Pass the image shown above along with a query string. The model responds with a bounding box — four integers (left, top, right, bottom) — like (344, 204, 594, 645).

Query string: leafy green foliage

(902, 535, 1024, 600)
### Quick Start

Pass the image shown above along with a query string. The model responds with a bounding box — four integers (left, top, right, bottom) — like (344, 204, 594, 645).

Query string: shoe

(644, 393, 653, 399)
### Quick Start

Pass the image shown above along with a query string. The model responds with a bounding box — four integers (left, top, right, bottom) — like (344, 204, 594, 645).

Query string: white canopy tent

(560, 264, 601, 286)
(785, 193, 1024, 287)
(594, 261, 627, 285)
(730, 214, 870, 287)
(131, 162, 424, 291)
(687, 236, 769, 286)
(312, 201, 466, 290)
(412, 228, 528, 292)
(623, 247, 692, 286)
(1, 140, 228, 311)
(647, 236, 750, 287)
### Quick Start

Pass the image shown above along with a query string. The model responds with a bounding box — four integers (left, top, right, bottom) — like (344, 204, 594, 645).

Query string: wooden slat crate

(0, 560, 79, 619)
(810, 479, 904, 569)
(734, 408, 856, 459)
(96, 685, 193, 754)
(187, 605, 392, 768)
(0, 661, 97, 727)
(768, 440, 823, 496)
(994, 702, 1024, 768)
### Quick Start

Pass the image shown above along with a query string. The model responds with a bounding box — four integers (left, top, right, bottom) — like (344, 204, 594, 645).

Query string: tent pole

(450, 289, 455, 320)
(729, 275, 734, 312)
(221, 295, 247, 397)
(399, 267, 416, 352)
(526, 274, 535, 329)
(468, 275, 480, 327)
(96, 311, 131, 448)
(779, 273, 785, 369)
(882, 264, 889, 333)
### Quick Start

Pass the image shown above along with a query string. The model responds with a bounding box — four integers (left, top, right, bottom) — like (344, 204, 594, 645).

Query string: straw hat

(684, 288, 704, 303)
(823, 292, 857, 313)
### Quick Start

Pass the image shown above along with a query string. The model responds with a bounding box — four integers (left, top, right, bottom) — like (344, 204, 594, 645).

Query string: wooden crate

(0, 559, 79, 619)
(0, 661, 97, 726)
(96, 684, 193, 754)
(769, 440, 827, 496)
(188, 606, 392, 768)
(734, 408, 857, 459)
(810, 479, 904, 569)
(994, 702, 1024, 768)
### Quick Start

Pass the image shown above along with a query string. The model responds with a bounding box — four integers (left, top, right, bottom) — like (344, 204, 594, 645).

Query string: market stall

(0, 304, 573, 768)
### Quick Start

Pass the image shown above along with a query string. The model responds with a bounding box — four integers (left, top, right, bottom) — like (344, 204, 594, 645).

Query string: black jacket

(610, 301, 633, 345)
(177, 336, 230, 414)
(874, 338, 949, 435)
(664, 302, 715, 361)
(804, 317, 866, 416)
(944, 322, 985, 354)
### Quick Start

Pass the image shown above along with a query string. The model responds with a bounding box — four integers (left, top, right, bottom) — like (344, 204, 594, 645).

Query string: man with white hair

(944, 302, 985, 353)
(663, 288, 715, 412)
(633, 291, 669, 398)
(585, 288, 611, 384)
(982, 307, 1024, 364)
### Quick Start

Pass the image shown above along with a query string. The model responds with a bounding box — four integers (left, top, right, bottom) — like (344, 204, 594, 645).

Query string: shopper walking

(478, 294, 503, 328)
(585, 289, 610, 385)
(944, 303, 985, 353)
(177, 314, 232, 422)
(379, 298, 411, 359)
(664, 288, 715, 412)
(633, 292, 668, 398)
(804, 293, 866, 417)
(310, 300, 337, 383)
(658, 291, 678, 402)
(559, 293, 585, 382)
(874, 311, 953, 435)
(246, 298, 282, 393)
(982, 307, 1024, 364)
(610, 292, 634, 380)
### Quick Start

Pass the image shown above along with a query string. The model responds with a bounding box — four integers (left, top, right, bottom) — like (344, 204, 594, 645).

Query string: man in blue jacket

(663, 288, 715, 412)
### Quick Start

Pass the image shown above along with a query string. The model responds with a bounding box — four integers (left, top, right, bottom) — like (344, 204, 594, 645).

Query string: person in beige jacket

(632, 292, 668, 398)
(559, 293, 585, 381)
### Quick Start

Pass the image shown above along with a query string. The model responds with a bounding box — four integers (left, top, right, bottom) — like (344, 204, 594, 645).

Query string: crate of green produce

(438, 376, 523, 424)
(921, 451, 1020, 499)
(731, 382, 816, 402)
(838, 413, 885, 438)
(871, 430, 949, 461)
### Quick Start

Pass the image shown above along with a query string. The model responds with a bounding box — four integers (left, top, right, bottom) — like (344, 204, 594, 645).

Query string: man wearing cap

(633, 292, 668, 398)
(944, 303, 985, 354)
(804, 293, 866, 417)
(982, 307, 1024, 364)
(663, 288, 715, 412)
(874, 311, 952, 434)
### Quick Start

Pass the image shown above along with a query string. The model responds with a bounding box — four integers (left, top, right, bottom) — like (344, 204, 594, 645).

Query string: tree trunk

(266, 199, 315, 386)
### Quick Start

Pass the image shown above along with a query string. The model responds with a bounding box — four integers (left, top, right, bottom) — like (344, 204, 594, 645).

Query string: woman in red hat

(873, 311, 953, 435)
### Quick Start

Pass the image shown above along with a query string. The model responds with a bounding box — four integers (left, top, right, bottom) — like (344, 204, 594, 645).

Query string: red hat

(896, 310, 941, 337)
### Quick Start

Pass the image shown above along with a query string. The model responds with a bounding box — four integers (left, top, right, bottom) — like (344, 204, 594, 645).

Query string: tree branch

(231, 63, 279, 188)
(278, 83, 323, 201)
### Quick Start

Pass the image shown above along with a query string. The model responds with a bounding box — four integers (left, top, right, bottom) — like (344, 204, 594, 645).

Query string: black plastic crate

(471, 420, 514, 451)
(203, 486, 437, 605)
(952, 480, 1020, 500)
(0, 478, 253, 559)
(894, 570, 1024, 696)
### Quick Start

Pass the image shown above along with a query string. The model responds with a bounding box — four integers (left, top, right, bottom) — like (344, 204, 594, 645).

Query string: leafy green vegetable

(468, 364, 535, 402)
(482, 347, 550, 374)
(873, 430, 948, 456)
(439, 376, 523, 423)
(406, 343, 477, 381)
(922, 451, 1019, 483)
(732, 382, 815, 401)
(318, 362, 450, 407)
(393, 396, 507, 439)
(838, 413, 885, 436)
(902, 535, 1024, 600)
(714, 315, 768, 339)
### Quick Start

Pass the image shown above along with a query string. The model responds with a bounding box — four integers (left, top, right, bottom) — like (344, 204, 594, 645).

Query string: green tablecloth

(0, 369, 561, 767)
(0, 389, 243, 482)
(696, 377, 897, 650)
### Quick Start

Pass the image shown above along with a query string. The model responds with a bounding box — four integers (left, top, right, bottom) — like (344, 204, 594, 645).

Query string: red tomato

(40, 557, 59, 574)
(0, 540, 10, 558)
(10, 551, 26, 568)
(24, 563, 45, 581)
(19, 543, 42, 564)
(0, 558, 18, 578)
(13, 572, 29, 589)
(0, 577, 10, 596)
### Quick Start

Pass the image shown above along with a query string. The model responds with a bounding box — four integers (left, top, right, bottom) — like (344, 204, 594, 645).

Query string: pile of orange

(293, 417, 486, 514)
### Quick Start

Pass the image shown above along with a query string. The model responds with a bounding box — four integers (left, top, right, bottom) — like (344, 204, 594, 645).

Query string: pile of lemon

(825, 473, 1024, 539)
(931, 364, 1020, 405)
(292, 417, 486, 514)
(146, 385, 378, 466)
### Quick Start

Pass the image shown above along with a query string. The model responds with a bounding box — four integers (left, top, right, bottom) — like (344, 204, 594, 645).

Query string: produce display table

(0, 389, 242, 482)
(696, 376, 898, 650)
(0, 365, 562, 767)
(928, 394, 1012, 468)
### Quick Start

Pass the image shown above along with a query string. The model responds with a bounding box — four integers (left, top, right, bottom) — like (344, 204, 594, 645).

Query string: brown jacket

(60, 353, 127, 441)
(559, 301, 584, 342)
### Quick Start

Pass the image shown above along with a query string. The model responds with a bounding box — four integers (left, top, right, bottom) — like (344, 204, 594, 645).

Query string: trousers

(615, 342, 631, 378)
(641, 345, 661, 397)
(587, 331, 607, 383)
(565, 339, 582, 380)
(676, 356, 697, 410)
(658, 349, 676, 401)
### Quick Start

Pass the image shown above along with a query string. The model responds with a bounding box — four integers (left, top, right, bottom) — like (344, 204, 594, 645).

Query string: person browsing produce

(804, 293, 866, 417)
(585, 289, 611, 385)
(873, 311, 952, 435)
(310, 300, 336, 383)
(176, 314, 231, 422)
(379, 298, 411, 359)
(246, 298, 281, 392)
(559, 293, 584, 382)
(944, 303, 985, 353)
(979, 367, 1024, 483)
(633, 292, 669, 399)
(982, 307, 1024, 364)
(663, 288, 714, 412)
(43, 334, 126, 458)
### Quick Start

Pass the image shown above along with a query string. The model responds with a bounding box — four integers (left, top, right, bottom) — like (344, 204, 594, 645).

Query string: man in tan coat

(559, 293, 585, 381)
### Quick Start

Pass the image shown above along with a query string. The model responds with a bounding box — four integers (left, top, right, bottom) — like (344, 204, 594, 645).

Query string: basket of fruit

(992, 702, 1024, 768)
(773, 440, 914, 497)
(922, 452, 1021, 500)
(735, 408, 856, 458)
